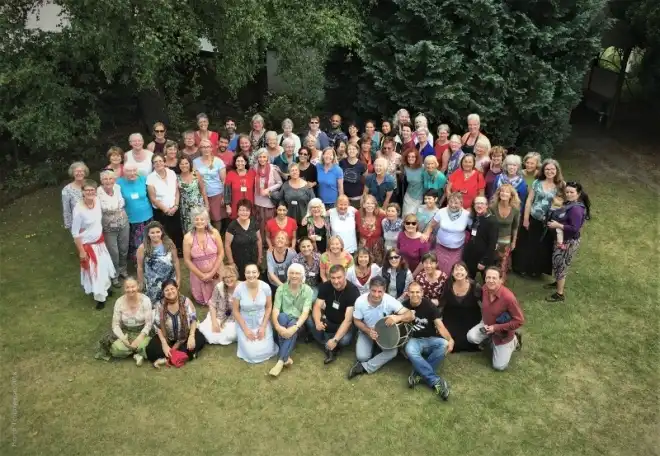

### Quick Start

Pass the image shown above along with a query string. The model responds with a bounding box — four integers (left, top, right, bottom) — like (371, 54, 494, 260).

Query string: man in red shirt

(467, 266, 524, 370)
(214, 132, 235, 170)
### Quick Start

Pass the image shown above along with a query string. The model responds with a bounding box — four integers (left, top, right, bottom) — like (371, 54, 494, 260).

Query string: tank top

(153, 141, 166, 155)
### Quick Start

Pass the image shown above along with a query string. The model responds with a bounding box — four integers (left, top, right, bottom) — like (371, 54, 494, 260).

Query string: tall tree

(347, 0, 607, 155)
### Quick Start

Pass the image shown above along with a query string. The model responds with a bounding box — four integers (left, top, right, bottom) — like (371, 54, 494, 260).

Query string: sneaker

(347, 361, 366, 379)
(323, 348, 336, 365)
(433, 380, 451, 401)
(543, 281, 558, 290)
(134, 354, 144, 367)
(407, 371, 422, 389)
(95, 301, 105, 310)
(546, 292, 565, 302)
(112, 278, 121, 288)
(515, 332, 523, 351)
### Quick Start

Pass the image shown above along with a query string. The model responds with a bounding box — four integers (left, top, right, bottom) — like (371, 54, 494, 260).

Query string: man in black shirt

(402, 282, 454, 400)
(305, 264, 360, 364)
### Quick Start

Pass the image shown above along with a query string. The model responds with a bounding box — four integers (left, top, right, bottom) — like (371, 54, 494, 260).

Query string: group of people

(63, 109, 592, 400)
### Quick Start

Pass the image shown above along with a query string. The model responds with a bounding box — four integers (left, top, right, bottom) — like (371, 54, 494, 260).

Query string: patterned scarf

(447, 149, 465, 175)
(499, 172, 523, 189)
(160, 295, 189, 342)
(256, 163, 271, 189)
(448, 208, 463, 222)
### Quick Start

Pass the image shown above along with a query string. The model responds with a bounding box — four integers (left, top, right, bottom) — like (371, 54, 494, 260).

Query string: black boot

(95, 301, 105, 310)
(323, 348, 336, 364)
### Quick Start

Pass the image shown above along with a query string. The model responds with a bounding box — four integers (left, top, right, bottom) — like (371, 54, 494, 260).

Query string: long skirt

(237, 319, 278, 364)
(198, 316, 237, 345)
(96, 326, 150, 360)
(81, 242, 115, 302)
(495, 243, 512, 284)
(512, 217, 554, 276)
(552, 238, 581, 281)
(402, 192, 421, 217)
(434, 244, 464, 277)
(153, 208, 183, 254)
(255, 205, 276, 247)
(129, 219, 151, 263)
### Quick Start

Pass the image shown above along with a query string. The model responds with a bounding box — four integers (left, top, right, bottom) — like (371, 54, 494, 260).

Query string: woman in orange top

(447, 154, 485, 209)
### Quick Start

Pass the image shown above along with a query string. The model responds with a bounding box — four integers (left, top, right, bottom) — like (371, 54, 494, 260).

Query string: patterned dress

(413, 269, 449, 305)
(178, 174, 204, 232)
(143, 244, 177, 305)
(356, 212, 385, 264)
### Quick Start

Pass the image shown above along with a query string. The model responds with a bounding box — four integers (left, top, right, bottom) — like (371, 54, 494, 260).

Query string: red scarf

(256, 163, 271, 189)
(80, 234, 106, 278)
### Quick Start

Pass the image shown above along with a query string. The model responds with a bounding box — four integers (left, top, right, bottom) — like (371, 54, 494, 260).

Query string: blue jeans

(305, 317, 353, 348)
(404, 337, 448, 387)
(277, 313, 301, 361)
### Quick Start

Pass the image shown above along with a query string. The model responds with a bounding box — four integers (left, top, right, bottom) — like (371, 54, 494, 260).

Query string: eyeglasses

(389, 255, 401, 260)
(310, 121, 319, 124)
(404, 221, 417, 226)
(154, 129, 165, 133)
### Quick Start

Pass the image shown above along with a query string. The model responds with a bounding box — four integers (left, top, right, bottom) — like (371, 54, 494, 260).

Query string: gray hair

(196, 112, 209, 123)
(416, 127, 429, 136)
(282, 137, 295, 148)
(304, 197, 327, 218)
(392, 108, 410, 130)
(502, 154, 522, 175)
(128, 133, 143, 143)
(374, 157, 388, 169)
(437, 124, 450, 136)
(123, 162, 138, 171)
(251, 113, 264, 125)
(467, 113, 481, 124)
(265, 130, 278, 141)
(414, 114, 428, 127)
(287, 263, 305, 277)
(282, 118, 294, 129)
(475, 138, 491, 153)
(423, 155, 439, 166)
(188, 206, 210, 231)
(256, 147, 269, 159)
(68, 161, 89, 177)
(99, 169, 116, 180)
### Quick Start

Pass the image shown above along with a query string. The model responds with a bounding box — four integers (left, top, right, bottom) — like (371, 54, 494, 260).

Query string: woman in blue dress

(232, 264, 278, 363)
(136, 221, 180, 305)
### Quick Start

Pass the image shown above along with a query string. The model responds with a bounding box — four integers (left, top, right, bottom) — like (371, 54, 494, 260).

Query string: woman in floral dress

(137, 221, 180, 305)
(178, 156, 208, 232)
(355, 195, 385, 265)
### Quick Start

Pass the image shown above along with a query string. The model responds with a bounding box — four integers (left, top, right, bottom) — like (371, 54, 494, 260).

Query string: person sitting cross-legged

(467, 266, 524, 371)
(348, 276, 413, 379)
(306, 264, 361, 364)
(269, 263, 314, 377)
(402, 282, 453, 400)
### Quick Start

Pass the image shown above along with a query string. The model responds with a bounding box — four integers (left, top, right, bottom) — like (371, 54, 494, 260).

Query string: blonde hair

(437, 124, 450, 136)
(327, 235, 345, 251)
(490, 183, 521, 209)
(490, 145, 507, 159)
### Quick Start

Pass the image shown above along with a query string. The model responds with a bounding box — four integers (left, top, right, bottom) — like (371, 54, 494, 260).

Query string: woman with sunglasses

(380, 248, 413, 300)
(397, 214, 428, 276)
(147, 122, 168, 155)
(297, 146, 318, 193)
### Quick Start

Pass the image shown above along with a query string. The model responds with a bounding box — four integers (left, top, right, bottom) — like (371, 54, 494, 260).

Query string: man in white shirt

(348, 276, 413, 379)
(327, 195, 358, 254)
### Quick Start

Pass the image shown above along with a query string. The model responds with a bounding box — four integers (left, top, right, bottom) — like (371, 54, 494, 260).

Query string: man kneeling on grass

(467, 266, 524, 371)
(348, 276, 413, 379)
(306, 264, 361, 364)
(402, 282, 453, 400)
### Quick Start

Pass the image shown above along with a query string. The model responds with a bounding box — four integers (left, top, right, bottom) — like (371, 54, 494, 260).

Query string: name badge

(240, 186, 247, 192)
(471, 229, 477, 236)
(314, 235, 322, 241)
(332, 301, 340, 310)
(291, 200, 298, 205)
(308, 272, 316, 277)
(130, 193, 139, 200)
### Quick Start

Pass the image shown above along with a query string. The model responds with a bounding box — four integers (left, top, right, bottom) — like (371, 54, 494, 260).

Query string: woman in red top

(194, 113, 219, 152)
(224, 154, 255, 219)
(265, 201, 297, 250)
(359, 136, 374, 174)
(355, 194, 385, 264)
(434, 124, 451, 172)
(447, 154, 485, 209)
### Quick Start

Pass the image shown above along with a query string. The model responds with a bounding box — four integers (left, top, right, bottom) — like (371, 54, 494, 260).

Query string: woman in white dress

(232, 264, 278, 363)
(199, 264, 241, 345)
(71, 180, 117, 309)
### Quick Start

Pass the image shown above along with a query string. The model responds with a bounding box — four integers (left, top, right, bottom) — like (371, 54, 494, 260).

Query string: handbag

(167, 349, 188, 368)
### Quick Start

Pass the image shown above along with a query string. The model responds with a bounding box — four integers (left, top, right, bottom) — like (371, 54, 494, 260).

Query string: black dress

(462, 213, 499, 278)
(299, 164, 318, 196)
(440, 280, 482, 352)
(227, 218, 260, 280)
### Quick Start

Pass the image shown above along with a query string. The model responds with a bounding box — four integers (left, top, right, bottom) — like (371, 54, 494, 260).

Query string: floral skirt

(495, 243, 512, 284)
(552, 237, 581, 280)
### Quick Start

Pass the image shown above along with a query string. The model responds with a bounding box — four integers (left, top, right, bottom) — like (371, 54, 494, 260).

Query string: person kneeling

(466, 267, 524, 371)
(145, 279, 207, 368)
(402, 282, 453, 400)
(348, 276, 413, 379)
(306, 264, 360, 364)
(199, 265, 241, 345)
(269, 264, 314, 377)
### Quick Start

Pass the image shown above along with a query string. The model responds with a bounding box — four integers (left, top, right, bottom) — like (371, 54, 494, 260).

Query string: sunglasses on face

(310, 121, 319, 124)
(154, 129, 165, 133)
(389, 255, 401, 260)
(404, 221, 417, 226)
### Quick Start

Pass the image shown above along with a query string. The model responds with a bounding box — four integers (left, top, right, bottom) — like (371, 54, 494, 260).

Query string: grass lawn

(0, 130, 658, 456)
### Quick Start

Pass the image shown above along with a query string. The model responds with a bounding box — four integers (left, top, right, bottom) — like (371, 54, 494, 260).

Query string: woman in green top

(421, 155, 447, 203)
(489, 183, 521, 283)
(402, 148, 424, 216)
(522, 152, 541, 188)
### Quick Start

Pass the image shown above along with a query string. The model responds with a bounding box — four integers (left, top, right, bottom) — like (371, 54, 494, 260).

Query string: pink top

(189, 231, 220, 305)
(397, 232, 431, 272)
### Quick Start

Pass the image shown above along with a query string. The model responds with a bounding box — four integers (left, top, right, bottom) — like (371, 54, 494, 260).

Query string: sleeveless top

(153, 141, 166, 155)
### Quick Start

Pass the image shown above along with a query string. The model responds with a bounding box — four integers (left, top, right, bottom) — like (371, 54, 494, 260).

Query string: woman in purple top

(396, 213, 430, 276)
(544, 181, 591, 302)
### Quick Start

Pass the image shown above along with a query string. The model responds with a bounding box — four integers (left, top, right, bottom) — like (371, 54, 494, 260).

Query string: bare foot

(284, 357, 294, 367)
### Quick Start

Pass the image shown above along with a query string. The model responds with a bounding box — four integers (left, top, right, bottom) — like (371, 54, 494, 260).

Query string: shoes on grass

(347, 361, 366, 379)
(95, 301, 105, 310)
(407, 371, 421, 389)
(323, 348, 336, 364)
(433, 380, 450, 401)
(546, 292, 565, 302)
(515, 332, 523, 351)
(543, 281, 558, 290)
(134, 354, 144, 367)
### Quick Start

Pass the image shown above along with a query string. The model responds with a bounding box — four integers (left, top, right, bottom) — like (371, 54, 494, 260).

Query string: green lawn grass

(0, 136, 658, 456)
